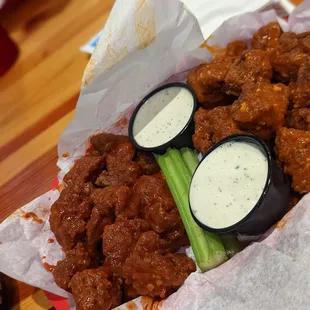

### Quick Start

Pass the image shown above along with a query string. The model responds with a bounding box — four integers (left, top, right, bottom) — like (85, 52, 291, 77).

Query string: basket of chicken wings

(1, 1, 310, 310)
(48, 19, 310, 309)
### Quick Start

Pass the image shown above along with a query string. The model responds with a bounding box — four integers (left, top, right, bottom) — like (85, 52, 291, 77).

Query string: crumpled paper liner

(0, 0, 310, 309)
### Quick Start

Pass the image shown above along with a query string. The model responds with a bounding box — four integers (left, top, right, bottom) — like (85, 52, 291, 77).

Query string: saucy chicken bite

(92, 186, 140, 219)
(53, 242, 93, 292)
(298, 31, 310, 53)
(275, 127, 310, 193)
(50, 184, 94, 249)
(89, 133, 130, 155)
(252, 22, 283, 51)
(192, 107, 213, 154)
(63, 156, 105, 191)
(95, 141, 142, 187)
(135, 151, 160, 175)
(86, 186, 140, 257)
(286, 108, 310, 131)
(192, 106, 241, 154)
(102, 218, 149, 276)
(290, 57, 310, 108)
(71, 267, 122, 310)
(272, 50, 309, 84)
(231, 81, 289, 132)
(187, 56, 234, 107)
(274, 31, 310, 55)
(134, 176, 187, 252)
(226, 40, 248, 57)
(134, 176, 182, 231)
(123, 231, 196, 299)
(277, 31, 306, 54)
(224, 50, 273, 96)
(208, 106, 242, 143)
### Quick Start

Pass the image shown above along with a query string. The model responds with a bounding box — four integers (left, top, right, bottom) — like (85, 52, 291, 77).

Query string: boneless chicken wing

(135, 151, 160, 175)
(275, 127, 310, 193)
(53, 242, 93, 292)
(71, 267, 122, 310)
(225, 40, 248, 57)
(290, 57, 310, 108)
(102, 218, 149, 276)
(133, 176, 187, 251)
(192, 106, 241, 154)
(252, 22, 283, 51)
(91, 186, 140, 219)
(187, 56, 234, 107)
(50, 184, 94, 249)
(133, 176, 176, 217)
(274, 51, 308, 84)
(207, 106, 242, 143)
(224, 50, 273, 96)
(276, 32, 306, 53)
(86, 186, 140, 257)
(192, 107, 213, 154)
(286, 108, 310, 131)
(63, 156, 105, 191)
(133, 176, 181, 231)
(89, 133, 130, 155)
(123, 231, 196, 298)
(95, 142, 142, 187)
(298, 31, 310, 53)
(231, 81, 289, 131)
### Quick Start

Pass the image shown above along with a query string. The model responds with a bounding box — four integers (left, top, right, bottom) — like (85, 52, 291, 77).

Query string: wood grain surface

(0, 0, 114, 308)
(0, 0, 304, 309)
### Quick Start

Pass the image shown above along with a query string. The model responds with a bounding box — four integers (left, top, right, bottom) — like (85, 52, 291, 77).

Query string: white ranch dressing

(190, 141, 268, 229)
(133, 87, 194, 148)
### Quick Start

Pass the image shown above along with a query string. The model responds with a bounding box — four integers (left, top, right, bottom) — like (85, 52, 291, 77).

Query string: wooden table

(0, 0, 305, 309)
(0, 0, 114, 308)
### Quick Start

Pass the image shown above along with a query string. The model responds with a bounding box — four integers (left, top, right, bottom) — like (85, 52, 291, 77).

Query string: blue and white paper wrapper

(0, 0, 310, 309)
(80, 32, 102, 54)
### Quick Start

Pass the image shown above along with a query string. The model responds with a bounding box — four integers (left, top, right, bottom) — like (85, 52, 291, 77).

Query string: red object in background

(44, 291, 69, 310)
(2, 0, 21, 10)
(0, 25, 19, 76)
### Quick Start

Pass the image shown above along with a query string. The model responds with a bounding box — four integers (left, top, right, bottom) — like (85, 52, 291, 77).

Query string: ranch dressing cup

(128, 83, 197, 154)
(189, 134, 290, 235)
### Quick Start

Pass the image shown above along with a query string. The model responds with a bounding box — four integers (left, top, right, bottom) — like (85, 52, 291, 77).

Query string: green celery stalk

(220, 233, 241, 258)
(180, 147, 199, 175)
(157, 148, 227, 272)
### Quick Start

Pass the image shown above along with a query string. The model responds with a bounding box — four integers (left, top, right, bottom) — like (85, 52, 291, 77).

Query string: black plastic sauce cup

(128, 82, 198, 154)
(189, 134, 290, 235)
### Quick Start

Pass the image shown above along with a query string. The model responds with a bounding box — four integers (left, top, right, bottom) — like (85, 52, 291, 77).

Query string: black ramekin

(189, 134, 290, 235)
(128, 82, 198, 154)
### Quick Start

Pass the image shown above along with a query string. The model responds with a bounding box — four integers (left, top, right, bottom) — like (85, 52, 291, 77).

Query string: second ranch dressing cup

(128, 83, 198, 154)
(189, 134, 290, 235)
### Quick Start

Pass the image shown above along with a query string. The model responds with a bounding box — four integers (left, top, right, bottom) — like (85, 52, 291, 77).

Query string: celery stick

(180, 148, 199, 175)
(220, 233, 241, 258)
(157, 148, 227, 272)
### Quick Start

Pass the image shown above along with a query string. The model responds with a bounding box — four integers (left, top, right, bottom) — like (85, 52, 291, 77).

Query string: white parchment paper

(1, 0, 310, 309)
